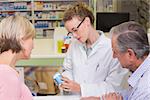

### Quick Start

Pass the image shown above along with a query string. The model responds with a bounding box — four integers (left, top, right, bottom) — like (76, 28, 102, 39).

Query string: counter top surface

(33, 96, 80, 100)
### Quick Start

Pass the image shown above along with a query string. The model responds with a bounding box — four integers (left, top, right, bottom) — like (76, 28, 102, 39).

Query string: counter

(33, 96, 80, 100)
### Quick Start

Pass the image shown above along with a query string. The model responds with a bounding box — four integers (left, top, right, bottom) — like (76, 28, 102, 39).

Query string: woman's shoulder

(0, 64, 19, 83)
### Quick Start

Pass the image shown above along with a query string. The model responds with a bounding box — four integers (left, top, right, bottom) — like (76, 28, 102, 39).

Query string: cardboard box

(35, 67, 60, 95)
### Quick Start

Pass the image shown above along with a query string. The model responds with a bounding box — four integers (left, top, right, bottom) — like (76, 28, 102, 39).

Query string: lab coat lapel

(79, 44, 88, 59)
(88, 35, 103, 58)
(88, 43, 102, 58)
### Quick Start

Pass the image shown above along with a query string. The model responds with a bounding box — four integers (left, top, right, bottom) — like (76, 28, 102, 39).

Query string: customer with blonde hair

(0, 15, 35, 100)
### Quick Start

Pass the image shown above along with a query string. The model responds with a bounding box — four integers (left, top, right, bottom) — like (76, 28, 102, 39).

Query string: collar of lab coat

(79, 31, 107, 57)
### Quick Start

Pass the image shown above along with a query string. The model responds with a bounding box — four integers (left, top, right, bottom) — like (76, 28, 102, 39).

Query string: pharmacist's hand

(80, 96, 100, 100)
(61, 76, 81, 93)
(102, 93, 123, 100)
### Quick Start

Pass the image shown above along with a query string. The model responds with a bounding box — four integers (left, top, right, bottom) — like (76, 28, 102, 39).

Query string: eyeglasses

(67, 17, 85, 37)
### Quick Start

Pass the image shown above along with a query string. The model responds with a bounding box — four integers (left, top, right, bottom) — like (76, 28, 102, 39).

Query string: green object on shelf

(17, 58, 64, 67)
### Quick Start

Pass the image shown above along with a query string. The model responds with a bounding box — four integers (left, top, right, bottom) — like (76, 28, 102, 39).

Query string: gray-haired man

(81, 21, 150, 100)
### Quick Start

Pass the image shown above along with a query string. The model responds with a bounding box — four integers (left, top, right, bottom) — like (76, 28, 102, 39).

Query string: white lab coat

(62, 31, 128, 96)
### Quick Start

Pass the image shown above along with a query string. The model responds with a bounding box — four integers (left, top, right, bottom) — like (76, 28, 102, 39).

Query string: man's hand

(80, 96, 100, 100)
(60, 76, 81, 93)
(102, 93, 123, 100)
(80, 93, 122, 100)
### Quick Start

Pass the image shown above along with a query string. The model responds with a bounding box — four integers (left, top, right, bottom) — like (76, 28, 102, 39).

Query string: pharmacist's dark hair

(63, 2, 95, 25)
(110, 21, 149, 59)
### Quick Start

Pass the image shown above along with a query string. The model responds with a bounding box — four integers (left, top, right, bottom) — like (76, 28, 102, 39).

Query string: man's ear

(127, 48, 136, 60)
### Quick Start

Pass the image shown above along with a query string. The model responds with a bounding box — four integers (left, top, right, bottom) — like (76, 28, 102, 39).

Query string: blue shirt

(125, 54, 150, 100)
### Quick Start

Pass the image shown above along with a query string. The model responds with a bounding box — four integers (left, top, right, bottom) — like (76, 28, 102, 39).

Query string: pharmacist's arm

(62, 44, 73, 80)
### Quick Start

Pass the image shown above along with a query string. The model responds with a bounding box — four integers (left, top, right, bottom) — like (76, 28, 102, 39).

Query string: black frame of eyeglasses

(67, 17, 85, 36)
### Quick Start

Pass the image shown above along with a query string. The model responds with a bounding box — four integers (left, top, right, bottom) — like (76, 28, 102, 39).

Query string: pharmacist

(60, 3, 128, 97)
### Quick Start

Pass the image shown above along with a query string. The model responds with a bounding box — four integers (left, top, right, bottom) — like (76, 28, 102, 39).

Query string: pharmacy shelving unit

(33, 0, 91, 38)
(16, 53, 66, 67)
(137, 0, 150, 30)
(33, 0, 65, 38)
(0, 0, 91, 39)
(0, 0, 32, 20)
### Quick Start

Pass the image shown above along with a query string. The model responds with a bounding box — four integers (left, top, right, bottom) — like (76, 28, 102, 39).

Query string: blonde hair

(0, 15, 35, 53)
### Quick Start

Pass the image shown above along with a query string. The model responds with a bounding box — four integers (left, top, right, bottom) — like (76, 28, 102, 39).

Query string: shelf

(0, 0, 89, 39)
(17, 57, 64, 66)
(16, 54, 65, 66)
(34, 18, 62, 21)
(36, 27, 55, 30)
(0, 9, 31, 12)
(31, 53, 66, 59)
(16, 38, 66, 66)
(33, 96, 80, 100)
(34, 0, 80, 2)
(34, 9, 65, 11)
(0, 0, 31, 2)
